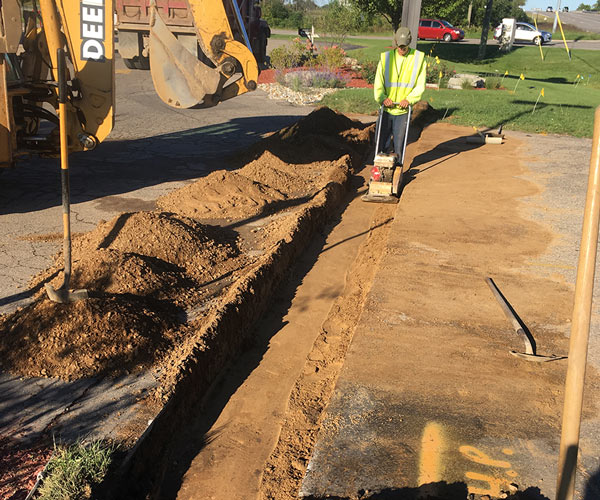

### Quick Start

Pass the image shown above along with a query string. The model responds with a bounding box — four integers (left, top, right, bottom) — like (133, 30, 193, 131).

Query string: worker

(373, 27, 426, 157)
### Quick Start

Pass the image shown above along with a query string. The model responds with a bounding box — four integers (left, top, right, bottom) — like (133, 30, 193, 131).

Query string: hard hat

(394, 27, 412, 47)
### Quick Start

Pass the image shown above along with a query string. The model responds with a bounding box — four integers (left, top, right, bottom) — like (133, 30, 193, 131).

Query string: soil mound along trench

(0, 106, 424, 385)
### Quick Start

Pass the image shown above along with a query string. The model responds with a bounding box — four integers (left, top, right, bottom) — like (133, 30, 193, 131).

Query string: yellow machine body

(0, 0, 262, 166)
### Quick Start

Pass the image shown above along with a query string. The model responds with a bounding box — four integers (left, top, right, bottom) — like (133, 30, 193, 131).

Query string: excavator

(0, 0, 268, 302)
(0, 0, 267, 167)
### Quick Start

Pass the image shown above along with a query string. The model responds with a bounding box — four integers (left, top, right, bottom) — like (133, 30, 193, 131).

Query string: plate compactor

(362, 104, 411, 204)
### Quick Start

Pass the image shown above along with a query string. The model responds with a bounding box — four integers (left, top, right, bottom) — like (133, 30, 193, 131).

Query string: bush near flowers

(314, 45, 346, 71)
(269, 37, 315, 70)
(269, 40, 352, 90)
(425, 61, 455, 88)
(270, 40, 348, 73)
(357, 60, 378, 84)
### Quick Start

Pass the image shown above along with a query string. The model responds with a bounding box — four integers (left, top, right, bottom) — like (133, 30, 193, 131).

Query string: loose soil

(0, 107, 374, 384)
(0, 106, 382, 498)
(258, 124, 600, 500)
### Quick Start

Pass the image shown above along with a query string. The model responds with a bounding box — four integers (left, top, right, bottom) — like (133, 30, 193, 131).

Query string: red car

(418, 19, 465, 42)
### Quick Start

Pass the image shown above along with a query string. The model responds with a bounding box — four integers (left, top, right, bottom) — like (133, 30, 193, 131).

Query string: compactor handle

(374, 103, 412, 161)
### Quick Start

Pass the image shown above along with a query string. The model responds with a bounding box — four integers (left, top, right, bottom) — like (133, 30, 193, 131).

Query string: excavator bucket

(149, 3, 221, 109)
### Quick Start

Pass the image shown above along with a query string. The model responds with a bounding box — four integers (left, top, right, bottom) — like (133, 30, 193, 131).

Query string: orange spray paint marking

(419, 422, 444, 485)
(465, 471, 505, 497)
(459, 445, 511, 468)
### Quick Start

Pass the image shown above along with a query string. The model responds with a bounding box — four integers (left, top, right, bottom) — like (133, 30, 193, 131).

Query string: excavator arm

(39, 0, 115, 147)
(0, 0, 114, 164)
(0, 0, 261, 166)
(148, 0, 259, 108)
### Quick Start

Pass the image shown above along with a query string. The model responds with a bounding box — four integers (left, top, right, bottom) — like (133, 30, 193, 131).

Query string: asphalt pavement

(300, 126, 600, 500)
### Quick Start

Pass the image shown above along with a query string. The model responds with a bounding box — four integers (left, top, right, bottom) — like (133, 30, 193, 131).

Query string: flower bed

(258, 68, 372, 89)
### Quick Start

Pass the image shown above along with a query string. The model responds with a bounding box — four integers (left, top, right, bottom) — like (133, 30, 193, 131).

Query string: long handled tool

(45, 48, 88, 304)
(485, 277, 564, 362)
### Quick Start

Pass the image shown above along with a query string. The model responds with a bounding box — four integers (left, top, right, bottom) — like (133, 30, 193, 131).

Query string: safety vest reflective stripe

(384, 50, 424, 89)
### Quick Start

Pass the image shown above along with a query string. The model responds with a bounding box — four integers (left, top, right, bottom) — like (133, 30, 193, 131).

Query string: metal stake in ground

(485, 277, 565, 362)
(45, 48, 88, 304)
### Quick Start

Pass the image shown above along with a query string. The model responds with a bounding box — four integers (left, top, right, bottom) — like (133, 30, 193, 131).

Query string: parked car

(418, 19, 465, 42)
(546, 6, 553, 11)
(493, 22, 552, 45)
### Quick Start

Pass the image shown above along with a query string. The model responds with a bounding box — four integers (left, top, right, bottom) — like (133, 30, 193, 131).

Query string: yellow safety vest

(374, 48, 426, 115)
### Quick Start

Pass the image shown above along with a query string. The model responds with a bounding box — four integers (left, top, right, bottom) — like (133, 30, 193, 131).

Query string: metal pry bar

(485, 277, 566, 362)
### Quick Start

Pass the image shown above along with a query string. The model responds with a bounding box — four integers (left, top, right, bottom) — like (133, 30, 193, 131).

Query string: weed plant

(485, 77, 502, 89)
(461, 78, 474, 90)
(37, 440, 115, 500)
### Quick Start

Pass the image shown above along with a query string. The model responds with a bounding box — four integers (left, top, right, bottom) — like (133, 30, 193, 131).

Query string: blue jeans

(379, 111, 408, 160)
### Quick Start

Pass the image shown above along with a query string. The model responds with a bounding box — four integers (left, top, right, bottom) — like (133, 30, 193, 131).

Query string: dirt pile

(232, 107, 372, 167)
(66, 211, 242, 290)
(0, 107, 372, 383)
(158, 107, 372, 221)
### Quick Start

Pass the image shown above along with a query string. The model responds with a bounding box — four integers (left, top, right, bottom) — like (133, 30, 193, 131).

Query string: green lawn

(315, 42, 600, 137)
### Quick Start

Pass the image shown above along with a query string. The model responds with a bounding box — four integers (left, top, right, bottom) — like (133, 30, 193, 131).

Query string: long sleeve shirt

(373, 48, 426, 115)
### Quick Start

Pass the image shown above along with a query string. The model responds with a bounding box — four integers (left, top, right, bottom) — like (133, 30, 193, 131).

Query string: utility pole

(478, 0, 493, 60)
(553, 0, 562, 33)
(401, 0, 423, 50)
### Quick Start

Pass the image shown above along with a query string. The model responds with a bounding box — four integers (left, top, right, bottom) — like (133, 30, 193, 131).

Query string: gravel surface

(258, 83, 338, 106)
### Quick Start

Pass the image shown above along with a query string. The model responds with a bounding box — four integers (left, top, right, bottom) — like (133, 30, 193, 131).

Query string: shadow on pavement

(0, 114, 307, 216)
(302, 482, 551, 499)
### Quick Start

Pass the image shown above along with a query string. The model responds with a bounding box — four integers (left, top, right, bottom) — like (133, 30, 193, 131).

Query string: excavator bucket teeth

(149, 7, 221, 109)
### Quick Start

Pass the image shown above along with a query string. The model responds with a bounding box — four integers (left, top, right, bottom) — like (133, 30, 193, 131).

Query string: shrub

(485, 77, 502, 89)
(315, 45, 347, 70)
(270, 46, 299, 70)
(358, 60, 378, 84)
(426, 61, 454, 88)
(269, 37, 315, 70)
(461, 78, 474, 90)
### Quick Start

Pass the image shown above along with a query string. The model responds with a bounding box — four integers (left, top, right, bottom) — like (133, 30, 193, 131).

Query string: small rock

(509, 483, 519, 492)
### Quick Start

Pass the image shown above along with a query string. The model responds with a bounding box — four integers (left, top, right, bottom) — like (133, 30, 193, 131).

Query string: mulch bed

(258, 68, 373, 89)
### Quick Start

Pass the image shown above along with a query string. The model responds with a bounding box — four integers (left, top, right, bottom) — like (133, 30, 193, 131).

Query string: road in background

(270, 28, 600, 51)
(529, 9, 600, 33)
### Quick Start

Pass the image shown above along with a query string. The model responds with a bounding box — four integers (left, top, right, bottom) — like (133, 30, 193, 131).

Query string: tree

(421, 0, 469, 26)
(420, 0, 527, 27)
(478, 0, 493, 59)
(351, 0, 404, 31)
(263, 0, 308, 28)
(577, 3, 592, 9)
(320, 1, 365, 44)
